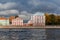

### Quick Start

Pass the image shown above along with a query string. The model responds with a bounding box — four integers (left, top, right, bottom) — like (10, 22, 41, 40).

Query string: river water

(0, 28, 59, 40)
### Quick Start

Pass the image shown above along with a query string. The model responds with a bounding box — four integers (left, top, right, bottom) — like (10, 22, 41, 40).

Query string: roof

(0, 17, 7, 20)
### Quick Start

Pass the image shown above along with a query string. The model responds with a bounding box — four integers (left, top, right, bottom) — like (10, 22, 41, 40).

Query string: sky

(0, 0, 59, 19)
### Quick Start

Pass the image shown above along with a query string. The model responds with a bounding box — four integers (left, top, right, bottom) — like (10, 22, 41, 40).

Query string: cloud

(0, 0, 60, 14)
(28, 0, 60, 13)
(28, 0, 58, 7)
(28, 0, 41, 6)
(34, 12, 44, 16)
(19, 11, 45, 20)
(0, 10, 19, 15)
(19, 11, 33, 20)
(51, 0, 60, 5)
(0, 2, 19, 15)
(0, 2, 17, 10)
(21, 11, 33, 15)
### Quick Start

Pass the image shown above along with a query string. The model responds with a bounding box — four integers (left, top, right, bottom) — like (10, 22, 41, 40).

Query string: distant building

(12, 17, 23, 26)
(31, 12, 45, 26)
(0, 17, 9, 26)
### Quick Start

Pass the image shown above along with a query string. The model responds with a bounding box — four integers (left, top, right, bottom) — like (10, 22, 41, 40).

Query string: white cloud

(0, 10, 19, 15)
(21, 11, 33, 15)
(19, 11, 33, 20)
(0, 2, 17, 10)
(19, 15, 28, 20)
(34, 12, 44, 16)
(0, 2, 19, 15)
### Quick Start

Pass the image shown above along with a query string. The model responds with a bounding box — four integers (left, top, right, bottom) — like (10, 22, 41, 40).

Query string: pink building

(30, 12, 45, 26)
(12, 17, 23, 26)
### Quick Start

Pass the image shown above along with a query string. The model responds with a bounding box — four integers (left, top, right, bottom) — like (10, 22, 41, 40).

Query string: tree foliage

(45, 13, 60, 25)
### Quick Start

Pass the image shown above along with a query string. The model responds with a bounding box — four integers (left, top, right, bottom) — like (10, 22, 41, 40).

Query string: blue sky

(0, 0, 59, 19)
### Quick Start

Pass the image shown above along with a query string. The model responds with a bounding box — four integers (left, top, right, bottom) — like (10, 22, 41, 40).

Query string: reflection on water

(0, 29, 46, 40)
(0, 28, 59, 40)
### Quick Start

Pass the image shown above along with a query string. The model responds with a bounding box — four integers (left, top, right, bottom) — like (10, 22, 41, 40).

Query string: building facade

(0, 18, 9, 26)
(12, 17, 23, 26)
(30, 14, 45, 26)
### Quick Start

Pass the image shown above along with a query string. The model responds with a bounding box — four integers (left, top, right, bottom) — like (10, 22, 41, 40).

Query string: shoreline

(0, 25, 59, 28)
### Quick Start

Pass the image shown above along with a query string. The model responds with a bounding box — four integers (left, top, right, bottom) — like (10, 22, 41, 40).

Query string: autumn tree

(56, 16, 60, 25)
(45, 13, 51, 25)
(45, 13, 57, 25)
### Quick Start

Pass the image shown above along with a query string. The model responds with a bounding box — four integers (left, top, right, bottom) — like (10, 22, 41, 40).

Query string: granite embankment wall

(0, 25, 59, 28)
